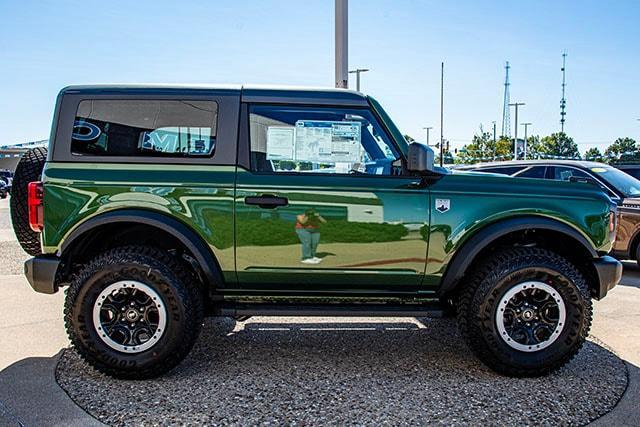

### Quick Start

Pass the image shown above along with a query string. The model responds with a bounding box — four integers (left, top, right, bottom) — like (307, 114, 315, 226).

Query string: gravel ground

(57, 317, 627, 426)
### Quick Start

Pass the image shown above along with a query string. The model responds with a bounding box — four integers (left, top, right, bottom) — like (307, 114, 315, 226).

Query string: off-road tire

(457, 247, 592, 377)
(10, 147, 47, 255)
(64, 246, 204, 379)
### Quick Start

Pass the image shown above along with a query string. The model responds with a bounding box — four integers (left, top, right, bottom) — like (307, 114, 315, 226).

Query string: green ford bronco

(12, 85, 622, 379)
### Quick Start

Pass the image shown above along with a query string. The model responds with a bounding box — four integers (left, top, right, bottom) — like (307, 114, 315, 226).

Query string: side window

(620, 168, 640, 180)
(477, 166, 527, 175)
(248, 105, 401, 175)
(71, 100, 218, 157)
(552, 166, 589, 181)
(514, 166, 547, 179)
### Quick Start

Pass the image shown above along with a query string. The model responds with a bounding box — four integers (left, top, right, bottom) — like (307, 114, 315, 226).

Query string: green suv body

(19, 85, 621, 378)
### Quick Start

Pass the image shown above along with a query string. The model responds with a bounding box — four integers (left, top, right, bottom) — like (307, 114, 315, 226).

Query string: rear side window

(619, 168, 640, 180)
(514, 166, 547, 179)
(477, 166, 526, 175)
(71, 100, 218, 157)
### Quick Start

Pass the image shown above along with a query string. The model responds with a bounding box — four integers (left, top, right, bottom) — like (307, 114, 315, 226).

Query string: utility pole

(522, 122, 532, 160)
(348, 68, 369, 91)
(440, 62, 445, 166)
(335, 0, 348, 89)
(423, 126, 433, 146)
(509, 102, 525, 159)
(560, 51, 567, 133)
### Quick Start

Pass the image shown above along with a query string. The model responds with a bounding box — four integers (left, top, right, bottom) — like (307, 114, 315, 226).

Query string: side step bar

(214, 303, 444, 318)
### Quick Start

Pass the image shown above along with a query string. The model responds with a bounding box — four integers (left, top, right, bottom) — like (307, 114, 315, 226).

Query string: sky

(0, 0, 639, 153)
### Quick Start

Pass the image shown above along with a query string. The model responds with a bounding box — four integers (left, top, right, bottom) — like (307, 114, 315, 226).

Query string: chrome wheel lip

(92, 281, 167, 354)
(495, 281, 566, 353)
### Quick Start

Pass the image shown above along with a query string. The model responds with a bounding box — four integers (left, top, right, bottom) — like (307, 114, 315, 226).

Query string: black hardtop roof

(59, 84, 369, 106)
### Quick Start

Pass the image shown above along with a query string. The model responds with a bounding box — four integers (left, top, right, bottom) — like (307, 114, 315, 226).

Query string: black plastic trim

(24, 256, 61, 294)
(215, 302, 443, 317)
(438, 216, 599, 296)
(59, 209, 224, 288)
(592, 255, 622, 300)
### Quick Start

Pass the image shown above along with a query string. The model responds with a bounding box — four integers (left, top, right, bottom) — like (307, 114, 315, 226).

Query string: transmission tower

(560, 51, 567, 133)
(501, 61, 511, 137)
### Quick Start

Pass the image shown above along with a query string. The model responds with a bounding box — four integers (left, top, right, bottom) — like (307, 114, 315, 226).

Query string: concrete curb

(591, 361, 640, 426)
(0, 351, 104, 426)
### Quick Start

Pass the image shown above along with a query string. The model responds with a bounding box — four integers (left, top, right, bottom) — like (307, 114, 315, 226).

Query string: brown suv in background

(457, 160, 640, 265)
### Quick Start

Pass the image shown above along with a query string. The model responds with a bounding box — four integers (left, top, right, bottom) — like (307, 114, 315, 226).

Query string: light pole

(509, 102, 525, 159)
(522, 122, 532, 160)
(335, 0, 348, 88)
(348, 68, 369, 91)
(492, 121, 497, 160)
(423, 126, 433, 146)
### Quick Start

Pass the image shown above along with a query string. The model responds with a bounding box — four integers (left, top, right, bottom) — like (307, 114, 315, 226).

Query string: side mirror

(407, 142, 435, 173)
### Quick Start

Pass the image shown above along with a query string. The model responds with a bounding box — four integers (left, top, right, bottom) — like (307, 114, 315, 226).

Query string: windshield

(590, 166, 640, 197)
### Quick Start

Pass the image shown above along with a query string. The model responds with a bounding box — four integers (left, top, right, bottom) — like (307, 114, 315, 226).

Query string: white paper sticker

(294, 120, 362, 163)
(266, 126, 295, 160)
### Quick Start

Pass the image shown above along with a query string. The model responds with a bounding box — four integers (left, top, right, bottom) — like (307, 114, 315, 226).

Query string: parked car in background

(0, 170, 13, 193)
(613, 163, 640, 181)
(0, 180, 7, 199)
(457, 160, 640, 264)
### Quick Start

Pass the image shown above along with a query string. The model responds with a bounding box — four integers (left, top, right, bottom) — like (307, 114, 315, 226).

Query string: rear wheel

(64, 246, 204, 379)
(457, 247, 592, 377)
(10, 147, 47, 255)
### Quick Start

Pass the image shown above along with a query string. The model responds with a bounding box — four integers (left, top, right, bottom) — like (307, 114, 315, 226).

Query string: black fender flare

(437, 216, 598, 297)
(59, 209, 224, 287)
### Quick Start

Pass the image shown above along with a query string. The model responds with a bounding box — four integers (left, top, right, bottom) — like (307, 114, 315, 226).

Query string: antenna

(560, 51, 567, 133)
(501, 61, 511, 137)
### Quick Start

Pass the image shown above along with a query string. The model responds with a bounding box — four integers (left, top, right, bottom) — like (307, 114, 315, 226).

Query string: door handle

(244, 194, 289, 209)
(405, 180, 425, 189)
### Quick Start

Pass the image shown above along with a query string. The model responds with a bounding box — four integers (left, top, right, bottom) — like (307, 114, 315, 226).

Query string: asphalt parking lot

(0, 196, 638, 426)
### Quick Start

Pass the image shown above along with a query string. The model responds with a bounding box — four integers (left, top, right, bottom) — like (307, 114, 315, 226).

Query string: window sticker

(266, 126, 295, 160)
(294, 120, 362, 163)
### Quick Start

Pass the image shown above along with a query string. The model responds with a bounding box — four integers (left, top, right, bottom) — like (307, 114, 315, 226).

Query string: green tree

(540, 132, 580, 159)
(457, 130, 513, 164)
(404, 134, 416, 144)
(605, 137, 639, 163)
(584, 147, 604, 162)
(524, 135, 544, 159)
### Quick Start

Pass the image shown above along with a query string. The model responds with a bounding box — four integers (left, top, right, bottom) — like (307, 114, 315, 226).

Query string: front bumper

(24, 256, 61, 294)
(592, 255, 622, 300)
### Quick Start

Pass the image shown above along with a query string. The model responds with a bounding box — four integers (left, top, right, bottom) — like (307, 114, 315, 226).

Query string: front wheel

(64, 246, 204, 379)
(457, 247, 592, 377)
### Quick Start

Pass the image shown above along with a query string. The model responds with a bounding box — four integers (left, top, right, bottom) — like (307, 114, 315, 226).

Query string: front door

(234, 103, 429, 293)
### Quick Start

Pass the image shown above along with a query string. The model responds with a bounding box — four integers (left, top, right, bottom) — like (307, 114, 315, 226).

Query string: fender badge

(436, 199, 450, 213)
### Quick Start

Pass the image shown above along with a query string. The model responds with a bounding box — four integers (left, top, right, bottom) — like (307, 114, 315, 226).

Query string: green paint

(40, 100, 615, 298)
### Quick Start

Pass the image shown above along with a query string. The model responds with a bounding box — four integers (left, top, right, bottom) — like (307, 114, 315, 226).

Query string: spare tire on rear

(10, 147, 48, 255)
